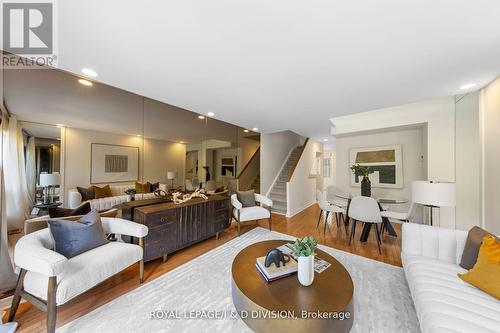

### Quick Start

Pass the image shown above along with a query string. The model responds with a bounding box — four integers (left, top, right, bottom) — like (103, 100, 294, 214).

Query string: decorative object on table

(264, 248, 291, 268)
(349, 144, 403, 189)
(171, 189, 208, 204)
(90, 143, 139, 184)
(277, 242, 331, 273)
(153, 189, 168, 199)
(255, 254, 298, 282)
(124, 188, 136, 201)
(411, 180, 456, 226)
(167, 171, 176, 189)
(350, 164, 373, 197)
(39, 172, 61, 204)
(203, 166, 211, 181)
(293, 236, 318, 286)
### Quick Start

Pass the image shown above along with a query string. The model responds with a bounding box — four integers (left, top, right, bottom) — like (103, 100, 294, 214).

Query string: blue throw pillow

(48, 210, 109, 258)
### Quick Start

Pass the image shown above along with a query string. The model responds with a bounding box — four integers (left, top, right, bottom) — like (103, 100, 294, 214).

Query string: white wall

(287, 139, 323, 217)
(331, 97, 456, 227)
(480, 76, 500, 234)
(144, 138, 186, 188)
(455, 92, 481, 231)
(260, 130, 302, 195)
(334, 127, 425, 216)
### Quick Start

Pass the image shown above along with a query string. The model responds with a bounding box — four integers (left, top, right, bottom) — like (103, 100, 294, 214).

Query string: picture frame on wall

(349, 144, 403, 188)
(90, 143, 139, 184)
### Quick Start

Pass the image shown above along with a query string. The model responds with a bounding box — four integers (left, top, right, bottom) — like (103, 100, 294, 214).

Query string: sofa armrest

(255, 194, 273, 207)
(68, 189, 83, 209)
(402, 223, 468, 265)
(101, 218, 148, 238)
(14, 230, 68, 277)
(230, 194, 243, 210)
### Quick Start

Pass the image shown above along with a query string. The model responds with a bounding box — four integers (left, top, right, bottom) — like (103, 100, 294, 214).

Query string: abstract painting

(91, 143, 139, 184)
(349, 145, 403, 188)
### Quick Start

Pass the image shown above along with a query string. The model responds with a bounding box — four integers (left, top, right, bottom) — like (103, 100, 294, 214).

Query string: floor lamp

(167, 171, 176, 190)
(411, 181, 456, 226)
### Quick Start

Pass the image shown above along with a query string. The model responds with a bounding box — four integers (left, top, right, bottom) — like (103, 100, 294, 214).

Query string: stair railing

(287, 138, 309, 182)
(237, 148, 260, 191)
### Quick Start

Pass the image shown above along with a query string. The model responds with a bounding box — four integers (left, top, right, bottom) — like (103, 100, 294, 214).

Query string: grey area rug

(58, 227, 420, 333)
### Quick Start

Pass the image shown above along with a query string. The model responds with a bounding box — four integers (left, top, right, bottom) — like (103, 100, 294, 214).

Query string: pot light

(207, 112, 215, 117)
(460, 83, 476, 90)
(252, 127, 259, 132)
(179, 141, 185, 144)
(243, 129, 249, 133)
(55, 124, 65, 128)
(136, 134, 142, 137)
(81, 68, 97, 77)
(198, 115, 205, 120)
(323, 139, 329, 142)
(78, 79, 93, 86)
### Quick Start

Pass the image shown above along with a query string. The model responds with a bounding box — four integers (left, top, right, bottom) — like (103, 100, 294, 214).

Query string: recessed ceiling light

(460, 83, 476, 90)
(57, 138, 61, 141)
(81, 68, 97, 77)
(243, 129, 249, 133)
(180, 141, 185, 144)
(136, 134, 142, 137)
(207, 112, 215, 117)
(198, 115, 205, 120)
(55, 123, 65, 128)
(252, 127, 259, 131)
(323, 139, 329, 142)
(78, 79, 93, 86)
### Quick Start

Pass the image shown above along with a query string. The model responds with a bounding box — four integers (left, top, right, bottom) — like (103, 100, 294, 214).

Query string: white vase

(297, 255, 314, 286)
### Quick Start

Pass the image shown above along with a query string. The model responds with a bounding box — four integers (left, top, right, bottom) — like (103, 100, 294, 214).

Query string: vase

(130, 195, 135, 201)
(361, 176, 371, 197)
(298, 255, 314, 286)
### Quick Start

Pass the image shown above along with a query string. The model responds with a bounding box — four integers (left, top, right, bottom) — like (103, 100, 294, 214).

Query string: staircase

(249, 174, 260, 193)
(268, 146, 303, 214)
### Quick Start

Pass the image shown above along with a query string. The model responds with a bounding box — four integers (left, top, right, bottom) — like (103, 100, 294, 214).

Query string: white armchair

(8, 218, 148, 333)
(231, 193, 273, 236)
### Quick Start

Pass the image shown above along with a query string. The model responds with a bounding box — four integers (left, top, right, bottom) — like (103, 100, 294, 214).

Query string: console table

(133, 195, 231, 262)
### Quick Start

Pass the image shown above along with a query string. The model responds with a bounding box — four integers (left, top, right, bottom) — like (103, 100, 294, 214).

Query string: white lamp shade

(39, 173, 61, 186)
(167, 171, 176, 180)
(411, 181, 456, 207)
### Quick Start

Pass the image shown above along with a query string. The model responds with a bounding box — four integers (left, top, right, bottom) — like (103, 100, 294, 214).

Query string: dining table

(331, 192, 408, 242)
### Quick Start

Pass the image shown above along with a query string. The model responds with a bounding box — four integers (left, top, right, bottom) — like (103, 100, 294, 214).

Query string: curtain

(0, 113, 17, 292)
(2, 115, 31, 230)
(25, 136, 36, 203)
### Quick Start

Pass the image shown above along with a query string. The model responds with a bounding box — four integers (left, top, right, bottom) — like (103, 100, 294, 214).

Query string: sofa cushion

(135, 182, 151, 193)
(49, 202, 91, 218)
(94, 185, 112, 199)
(150, 182, 160, 192)
(233, 206, 270, 222)
(460, 226, 494, 269)
(23, 241, 143, 305)
(459, 235, 500, 300)
(77, 186, 95, 201)
(237, 190, 256, 207)
(403, 253, 500, 333)
(48, 210, 109, 258)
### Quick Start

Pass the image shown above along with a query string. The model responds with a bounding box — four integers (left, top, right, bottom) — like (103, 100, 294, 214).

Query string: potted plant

(293, 236, 318, 286)
(351, 164, 373, 197)
(124, 188, 137, 201)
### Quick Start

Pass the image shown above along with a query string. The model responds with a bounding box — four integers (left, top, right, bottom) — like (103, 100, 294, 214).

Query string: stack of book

(255, 256, 298, 282)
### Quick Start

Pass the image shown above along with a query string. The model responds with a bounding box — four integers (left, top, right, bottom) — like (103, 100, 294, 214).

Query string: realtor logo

(1, 1, 57, 68)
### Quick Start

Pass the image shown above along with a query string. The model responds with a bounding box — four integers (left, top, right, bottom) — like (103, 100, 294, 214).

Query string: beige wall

(144, 138, 186, 188)
(480, 76, 500, 234)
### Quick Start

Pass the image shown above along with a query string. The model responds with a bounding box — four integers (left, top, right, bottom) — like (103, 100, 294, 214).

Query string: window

(323, 158, 332, 178)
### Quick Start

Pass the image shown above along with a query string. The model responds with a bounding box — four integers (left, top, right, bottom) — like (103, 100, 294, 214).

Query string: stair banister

(287, 138, 309, 182)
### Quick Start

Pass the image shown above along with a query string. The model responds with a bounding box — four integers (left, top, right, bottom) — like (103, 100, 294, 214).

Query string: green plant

(293, 236, 318, 257)
(350, 164, 373, 177)
(124, 188, 137, 196)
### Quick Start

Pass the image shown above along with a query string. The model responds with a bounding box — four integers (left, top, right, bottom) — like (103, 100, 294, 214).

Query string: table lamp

(167, 171, 176, 190)
(39, 173, 61, 204)
(411, 180, 455, 226)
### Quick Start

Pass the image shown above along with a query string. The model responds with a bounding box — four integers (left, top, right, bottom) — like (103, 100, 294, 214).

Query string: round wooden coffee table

(231, 240, 354, 333)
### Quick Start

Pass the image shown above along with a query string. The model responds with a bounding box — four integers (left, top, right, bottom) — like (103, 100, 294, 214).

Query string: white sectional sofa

(402, 223, 500, 333)
(68, 183, 167, 210)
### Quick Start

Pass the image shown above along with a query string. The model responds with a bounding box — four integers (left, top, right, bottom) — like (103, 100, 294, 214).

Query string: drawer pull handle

(160, 217, 166, 223)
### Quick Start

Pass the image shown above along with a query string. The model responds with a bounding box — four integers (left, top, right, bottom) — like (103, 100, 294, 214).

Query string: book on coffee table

(277, 243, 332, 273)
(255, 256, 298, 282)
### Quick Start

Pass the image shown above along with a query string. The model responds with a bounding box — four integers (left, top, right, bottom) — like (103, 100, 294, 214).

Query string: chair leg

(46, 276, 57, 333)
(8, 269, 27, 322)
(342, 214, 349, 236)
(348, 220, 357, 245)
(237, 211, 241, 236)
(317, 210, 323, 228)
(138, 237, 145, 283)
(323, 212, 330, 235)
(374, 224, 382, 255)
(268, 214, 272, 232)
(335, 213, 340, 227)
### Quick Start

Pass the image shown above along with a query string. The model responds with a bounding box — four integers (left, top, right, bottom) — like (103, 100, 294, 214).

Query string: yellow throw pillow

(94, 185, 112, 199)
(458, 235, 500, 300)
(135, 182, 151, 194)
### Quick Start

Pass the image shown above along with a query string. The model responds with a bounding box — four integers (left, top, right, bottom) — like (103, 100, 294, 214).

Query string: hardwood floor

(2, 204, 402, 332)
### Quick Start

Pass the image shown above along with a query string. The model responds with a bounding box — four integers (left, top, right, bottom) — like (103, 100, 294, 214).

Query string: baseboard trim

(286, 201, 316, 218)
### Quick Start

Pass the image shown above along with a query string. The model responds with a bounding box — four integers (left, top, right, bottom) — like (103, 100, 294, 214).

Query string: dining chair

(326, 186, 349, 208)
(380, 203, 416, 234)
(316, 190, 347, 235)
(348, 196, 384, 254)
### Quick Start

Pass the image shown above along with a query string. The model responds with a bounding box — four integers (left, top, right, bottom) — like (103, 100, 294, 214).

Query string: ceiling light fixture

(136, 134, 142, 137)
(323, 139, 329, 142)
(55, 123, 65, 128)
(78, 79, 93, 86)
(460, 83, 476, 90)
(243, 129, 249, 133)
(180, 141, 185, 144)
(198, 115, 205, 120)
(207, 112, 215, 117)
(252, 127, 259, 131)
(81, 68, 97, 77)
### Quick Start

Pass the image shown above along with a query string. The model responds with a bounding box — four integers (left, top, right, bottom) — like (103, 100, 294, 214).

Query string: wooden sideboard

(133, 195, 231, 262)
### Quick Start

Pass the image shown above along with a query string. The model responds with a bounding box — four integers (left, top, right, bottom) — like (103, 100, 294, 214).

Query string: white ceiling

(32, 1, 500, 140)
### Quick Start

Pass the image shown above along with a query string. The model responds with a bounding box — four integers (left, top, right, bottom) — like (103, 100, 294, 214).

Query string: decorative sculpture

(264, 248, 291, 268)
(172, 189, 208, 204)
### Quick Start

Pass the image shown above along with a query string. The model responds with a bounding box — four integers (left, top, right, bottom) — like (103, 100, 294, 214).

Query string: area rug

(58, 227, 420, 333)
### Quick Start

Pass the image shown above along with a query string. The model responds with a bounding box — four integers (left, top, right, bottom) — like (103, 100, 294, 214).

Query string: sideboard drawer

(143, 209, 178, 228)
